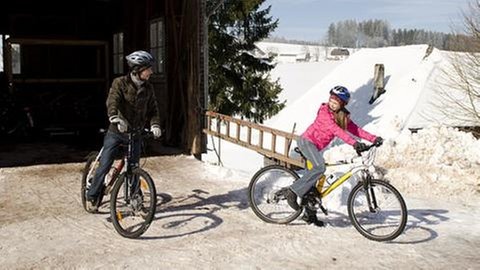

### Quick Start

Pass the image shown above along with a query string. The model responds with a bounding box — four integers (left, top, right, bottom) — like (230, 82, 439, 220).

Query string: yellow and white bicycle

(248, 144, 407, 241)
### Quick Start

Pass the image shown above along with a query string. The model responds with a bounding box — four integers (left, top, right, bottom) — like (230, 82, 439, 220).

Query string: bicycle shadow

(322, 207, 449, 244)
(141, 187, 250, 240)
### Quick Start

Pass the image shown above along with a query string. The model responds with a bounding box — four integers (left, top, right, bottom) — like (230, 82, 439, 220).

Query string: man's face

(139, 67, 153, 81)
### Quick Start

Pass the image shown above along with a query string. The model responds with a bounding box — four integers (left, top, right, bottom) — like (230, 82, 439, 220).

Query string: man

(86, 50, 161, 211)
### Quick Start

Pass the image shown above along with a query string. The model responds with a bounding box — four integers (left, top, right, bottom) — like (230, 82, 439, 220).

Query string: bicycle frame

(86, 147, 126, 188)
(315, 146, 378, 198)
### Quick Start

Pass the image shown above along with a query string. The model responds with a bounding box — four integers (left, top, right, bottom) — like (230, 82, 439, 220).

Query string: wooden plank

(271, 134, 276, 153)
(205, 111, 300, 139)
(259, 130, 263, 149)
(247, 127, 252, 144)
(226, 121, 230, 138)
(204, 129, 304, 168)
(203, 111, 305, 168)
(236, 123, 240, 140)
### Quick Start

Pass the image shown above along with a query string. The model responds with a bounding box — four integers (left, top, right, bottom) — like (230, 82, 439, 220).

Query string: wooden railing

(203, 111, 305, 168)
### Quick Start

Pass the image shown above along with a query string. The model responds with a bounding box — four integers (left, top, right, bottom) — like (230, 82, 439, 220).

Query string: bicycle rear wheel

(110, 168, 157, 238)
(81, 151, 101, 213)
(248, 165, 302, 224)
(347, 179, 407, 241)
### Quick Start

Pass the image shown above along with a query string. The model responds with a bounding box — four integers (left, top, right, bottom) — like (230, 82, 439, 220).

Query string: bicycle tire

(81, 151, 101, 213)
(347, 179, 407, 241)
(248, 165, 302, 224)
(110, 168, 157, 238)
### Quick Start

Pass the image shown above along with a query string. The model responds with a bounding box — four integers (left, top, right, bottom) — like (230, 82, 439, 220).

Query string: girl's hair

(334, 108, 349, 130)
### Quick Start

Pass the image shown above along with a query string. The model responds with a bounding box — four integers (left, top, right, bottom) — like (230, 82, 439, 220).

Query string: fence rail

(203, 111, 305, 168)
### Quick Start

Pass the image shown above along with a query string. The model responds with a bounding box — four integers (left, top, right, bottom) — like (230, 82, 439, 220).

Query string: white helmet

(125, 50, 154, 72)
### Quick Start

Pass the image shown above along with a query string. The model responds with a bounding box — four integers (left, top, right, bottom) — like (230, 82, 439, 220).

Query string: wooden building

(0, 0, 207, 156)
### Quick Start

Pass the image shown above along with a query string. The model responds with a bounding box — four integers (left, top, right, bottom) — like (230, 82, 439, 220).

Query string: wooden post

(271, 134, 276, 152)
(236, 123, 240, 140)
(259, 130, 264, 149)
(247, 127, 252, 144)
(370, 63, 385, 104)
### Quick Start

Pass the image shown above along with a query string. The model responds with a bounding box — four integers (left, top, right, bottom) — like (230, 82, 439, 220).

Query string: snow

(205, 45, 479, 170)
(1, 44, 480, 268)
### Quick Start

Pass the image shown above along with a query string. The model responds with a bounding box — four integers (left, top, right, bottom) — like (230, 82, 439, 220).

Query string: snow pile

(377, 126, 480, 203)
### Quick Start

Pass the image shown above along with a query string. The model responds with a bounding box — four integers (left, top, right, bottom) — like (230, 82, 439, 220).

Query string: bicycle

(248, 144, 408, 242)
(81, 129, 157, 238)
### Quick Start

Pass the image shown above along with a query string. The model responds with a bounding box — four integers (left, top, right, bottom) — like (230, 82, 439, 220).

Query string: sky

(263, 0, 471, 42)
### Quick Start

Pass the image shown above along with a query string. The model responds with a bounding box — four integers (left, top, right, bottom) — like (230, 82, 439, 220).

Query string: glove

(151, 125, 162, 139)
(353, 142, 368, 152)
(374, 136, 384, 146)
(109, 115, 128, 133)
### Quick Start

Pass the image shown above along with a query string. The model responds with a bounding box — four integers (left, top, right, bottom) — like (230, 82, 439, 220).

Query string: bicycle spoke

(110, 170, 157, 238)
(249, 165, 302, 224)
(348, 180, 407, 241)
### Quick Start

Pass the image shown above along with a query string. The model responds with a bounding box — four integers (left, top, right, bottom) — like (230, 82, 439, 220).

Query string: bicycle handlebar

(355, 143, 380, 156)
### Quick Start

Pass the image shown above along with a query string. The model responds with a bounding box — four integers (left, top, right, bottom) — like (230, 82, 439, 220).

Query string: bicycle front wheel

(248, 165, 302, 224)
(348, 179, 407, 241)
(110, 168, 157, 238)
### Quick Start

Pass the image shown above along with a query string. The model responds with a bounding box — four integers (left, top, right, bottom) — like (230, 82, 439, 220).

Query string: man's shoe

(85, 196, 99, 213)
(285, 189, 300, 210)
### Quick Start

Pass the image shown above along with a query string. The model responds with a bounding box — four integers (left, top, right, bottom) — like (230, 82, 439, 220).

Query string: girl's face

(328, 96, 343, 112)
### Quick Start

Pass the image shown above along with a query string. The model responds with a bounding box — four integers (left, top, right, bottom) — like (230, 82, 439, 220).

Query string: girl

(285, 85, 383, 226)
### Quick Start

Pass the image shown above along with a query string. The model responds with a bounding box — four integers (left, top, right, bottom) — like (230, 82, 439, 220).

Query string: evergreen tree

(207, 0, 285, 123)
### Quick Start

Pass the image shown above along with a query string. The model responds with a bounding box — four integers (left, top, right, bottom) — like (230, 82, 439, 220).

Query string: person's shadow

(140, 187, 250, 240)
(323, 207, 449, 244)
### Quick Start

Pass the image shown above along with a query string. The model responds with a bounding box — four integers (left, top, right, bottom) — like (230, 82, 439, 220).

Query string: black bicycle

(81, 129, 157, 238)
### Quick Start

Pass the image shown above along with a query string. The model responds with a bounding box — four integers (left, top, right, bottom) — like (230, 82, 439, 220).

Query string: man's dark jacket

(106, 74, 160, 133)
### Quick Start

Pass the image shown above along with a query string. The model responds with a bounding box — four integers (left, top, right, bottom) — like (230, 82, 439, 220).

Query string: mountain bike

(248, 144, 407, 242)
(81, 129, 157, 238)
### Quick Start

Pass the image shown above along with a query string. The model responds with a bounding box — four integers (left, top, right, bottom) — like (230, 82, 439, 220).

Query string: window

(113, 32, 124, 74)
(0, 35, 3, 72)
(149, 19, 165, 73)
(11, 43, 21, 74)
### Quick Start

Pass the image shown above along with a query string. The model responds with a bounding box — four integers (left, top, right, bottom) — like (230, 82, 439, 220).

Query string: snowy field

(0, 156, 479, 269)
(1, 45, 479, 269)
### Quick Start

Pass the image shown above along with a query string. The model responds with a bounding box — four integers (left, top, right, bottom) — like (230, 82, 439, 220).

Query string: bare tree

(431, 1, 480, 133)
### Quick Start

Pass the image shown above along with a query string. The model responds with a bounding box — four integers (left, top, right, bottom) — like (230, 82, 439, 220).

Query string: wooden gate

(203, 111, 305, 168)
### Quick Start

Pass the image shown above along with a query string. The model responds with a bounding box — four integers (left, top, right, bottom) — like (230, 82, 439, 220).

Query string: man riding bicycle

(86, 50, 161, 211)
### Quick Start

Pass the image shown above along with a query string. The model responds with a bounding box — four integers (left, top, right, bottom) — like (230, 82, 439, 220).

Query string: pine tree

(207, 0, 285, 123)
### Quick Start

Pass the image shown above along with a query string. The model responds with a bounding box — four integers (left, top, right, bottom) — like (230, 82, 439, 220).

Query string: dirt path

(0, 156, 479, 269)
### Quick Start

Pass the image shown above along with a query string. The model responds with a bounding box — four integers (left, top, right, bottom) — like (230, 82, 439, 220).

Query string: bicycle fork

(363, 175, 379, 213)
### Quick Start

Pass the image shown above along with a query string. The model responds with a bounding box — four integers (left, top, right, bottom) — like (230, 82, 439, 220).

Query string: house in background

(255, 41, 351, 63)
(329, 48, 350, 60)
(0, 0, 208, 158)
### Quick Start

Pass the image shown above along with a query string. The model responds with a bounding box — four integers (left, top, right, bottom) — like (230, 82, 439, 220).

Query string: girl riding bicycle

(285, 85, 383, 226)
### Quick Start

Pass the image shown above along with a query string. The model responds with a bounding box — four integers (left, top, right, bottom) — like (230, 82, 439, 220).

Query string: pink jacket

(302, 103, 377, 150)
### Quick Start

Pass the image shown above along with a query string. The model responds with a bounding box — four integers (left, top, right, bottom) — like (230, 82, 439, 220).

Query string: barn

(0, 0, 208, 164)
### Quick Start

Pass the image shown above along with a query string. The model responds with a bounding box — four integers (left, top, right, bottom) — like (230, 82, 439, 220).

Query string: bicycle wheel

(81, 151, 100, 213)
(347, 179, 407, 241)
(110, 168, 157, 238)
(248, 165, 302, 224)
